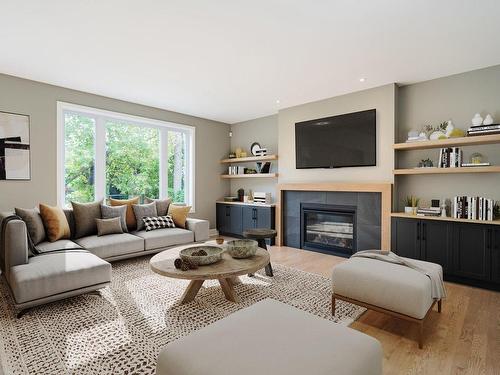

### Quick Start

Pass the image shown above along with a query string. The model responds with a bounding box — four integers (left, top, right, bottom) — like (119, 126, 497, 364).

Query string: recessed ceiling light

(359, 78, 366, 82)
(276, 99, 280, 104)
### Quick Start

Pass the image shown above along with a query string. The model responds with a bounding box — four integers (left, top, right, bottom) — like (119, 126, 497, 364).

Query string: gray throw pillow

(71, 200, 103, 239)
(132, 202, 158, 231)
(14, 207, 46, 245)
(100, 204, 128, 233)
(96, 217, 123, 236)
(144, 197, 172, 216)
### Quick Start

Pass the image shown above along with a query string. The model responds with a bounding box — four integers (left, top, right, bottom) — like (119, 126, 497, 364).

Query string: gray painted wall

(0, 74, 230, 228)
(396, 64, 500, 210)
(229, 115, 278, 200)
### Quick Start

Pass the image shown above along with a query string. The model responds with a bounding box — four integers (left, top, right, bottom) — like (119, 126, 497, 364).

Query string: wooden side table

(242, 228, 276, 277)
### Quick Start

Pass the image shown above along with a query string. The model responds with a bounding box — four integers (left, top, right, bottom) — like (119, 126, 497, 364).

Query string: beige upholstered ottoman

(156, 299, 382, 375)
(332, 257, 443, 348)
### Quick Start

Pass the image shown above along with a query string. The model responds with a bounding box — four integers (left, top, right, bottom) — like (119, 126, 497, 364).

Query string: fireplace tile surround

(283, 191, 381, 254)
(276, 183, 392, 252)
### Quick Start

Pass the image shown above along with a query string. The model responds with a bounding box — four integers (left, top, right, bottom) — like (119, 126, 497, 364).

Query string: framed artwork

(0, 111, 31, 180)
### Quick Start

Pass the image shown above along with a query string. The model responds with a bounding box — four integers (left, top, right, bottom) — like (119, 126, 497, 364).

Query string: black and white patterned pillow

(142, 215, 176, 231)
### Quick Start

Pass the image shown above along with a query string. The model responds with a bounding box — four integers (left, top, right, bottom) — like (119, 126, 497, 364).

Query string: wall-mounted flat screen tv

(295, 109, 376, 169)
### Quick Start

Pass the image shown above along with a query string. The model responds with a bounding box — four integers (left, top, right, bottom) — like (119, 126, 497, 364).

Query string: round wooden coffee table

(150, 245, 270, 304)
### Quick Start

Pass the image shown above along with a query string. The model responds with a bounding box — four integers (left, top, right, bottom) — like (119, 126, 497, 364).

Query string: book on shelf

(438, 147, 463, 168)
(417, 207, 441, 217)
(467, 123, 500, 136)
(461, 162, 491, 167)
(453, 196, 494, 221)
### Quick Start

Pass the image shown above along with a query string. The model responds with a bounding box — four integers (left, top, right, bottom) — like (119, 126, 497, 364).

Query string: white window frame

(56, 101, 196, 211)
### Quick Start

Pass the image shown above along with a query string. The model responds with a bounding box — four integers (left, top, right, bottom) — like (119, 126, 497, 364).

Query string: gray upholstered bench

(156, 299, 382, 375)
(332, 257, 443, 348)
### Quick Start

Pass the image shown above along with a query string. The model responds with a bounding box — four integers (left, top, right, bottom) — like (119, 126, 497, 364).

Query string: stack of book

(228, 166, 246, 175)
(438, 147, 463, 168)
(453, 196, 494, 220)
(417, 207, 441, 217)
(467, 123, 500, 136)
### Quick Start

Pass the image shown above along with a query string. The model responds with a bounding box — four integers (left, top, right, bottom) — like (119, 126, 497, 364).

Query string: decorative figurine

(483, 114, 494, 125)
(472, 113, 483, 126)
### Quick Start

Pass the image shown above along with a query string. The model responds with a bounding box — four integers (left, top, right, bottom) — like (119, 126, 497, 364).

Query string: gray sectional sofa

(0, 210, 209, 315)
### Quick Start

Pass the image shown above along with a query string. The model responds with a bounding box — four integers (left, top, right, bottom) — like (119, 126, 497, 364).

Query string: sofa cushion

(100, 204, 128, 233)
(144, 197, 172, 216)
(36, 239, 83, 254)
(15, 207, 46, 245)
(133, 228, 194, 250)
(109, 197, 140, 231)
(9, 251, 111, 304)
(156, 299, 382, 375)
(332, 257, 439, 319)
(96, 217, 124, 236)
(167, 205, 191, 228)
(75, 233, 144, 259)
(39, 204, 71, 242)
(71, 200, 103, 239)
(132, 202, 157, 231)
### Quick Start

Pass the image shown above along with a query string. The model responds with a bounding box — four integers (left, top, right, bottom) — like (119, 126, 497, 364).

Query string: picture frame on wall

(0, 111, 31, 180)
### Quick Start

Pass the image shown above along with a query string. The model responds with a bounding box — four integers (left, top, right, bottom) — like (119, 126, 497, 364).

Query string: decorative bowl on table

(180, 246, 223, 266)
(226, 239, 258, 259)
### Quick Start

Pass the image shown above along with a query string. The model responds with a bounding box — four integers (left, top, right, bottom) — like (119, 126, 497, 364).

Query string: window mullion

(159, 129, 168, 199)
(95, 117, 106, 201)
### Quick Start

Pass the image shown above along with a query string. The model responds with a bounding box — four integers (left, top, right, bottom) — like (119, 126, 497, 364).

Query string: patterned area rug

(0, 256, 365, 374)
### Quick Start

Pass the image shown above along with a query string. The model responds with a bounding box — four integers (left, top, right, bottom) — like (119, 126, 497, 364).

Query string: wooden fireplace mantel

(276, 182, 393, 250)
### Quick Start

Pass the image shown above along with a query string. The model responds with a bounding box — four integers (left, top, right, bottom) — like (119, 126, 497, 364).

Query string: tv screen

(295, 109, 376, 169)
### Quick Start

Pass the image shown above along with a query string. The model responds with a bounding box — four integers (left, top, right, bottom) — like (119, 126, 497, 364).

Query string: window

(57, 102, 195, 210)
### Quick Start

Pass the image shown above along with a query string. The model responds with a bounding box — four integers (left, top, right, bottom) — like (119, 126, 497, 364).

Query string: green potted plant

(404, 196, 420, 215)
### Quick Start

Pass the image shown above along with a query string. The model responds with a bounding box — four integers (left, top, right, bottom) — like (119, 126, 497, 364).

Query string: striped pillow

(142, 215, 176, 231)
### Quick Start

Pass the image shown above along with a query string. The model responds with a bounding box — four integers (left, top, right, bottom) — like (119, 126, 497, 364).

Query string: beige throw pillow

(167, 205, 191, 228)
(39, 203, 71, 242)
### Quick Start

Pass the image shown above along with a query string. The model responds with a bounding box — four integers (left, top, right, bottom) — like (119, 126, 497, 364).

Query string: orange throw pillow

(109, 196, 140, 231)
(168, 205, 191, 228)
(39, 203, 71, 242)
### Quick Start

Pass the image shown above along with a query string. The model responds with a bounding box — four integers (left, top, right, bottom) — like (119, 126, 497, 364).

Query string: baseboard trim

(209, 229, 219, 237)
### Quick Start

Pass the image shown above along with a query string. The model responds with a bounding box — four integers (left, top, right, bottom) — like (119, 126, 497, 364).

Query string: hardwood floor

(268, 245, 500, 375)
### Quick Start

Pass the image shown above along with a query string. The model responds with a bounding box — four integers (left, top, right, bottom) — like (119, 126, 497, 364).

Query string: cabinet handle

(487, 229, 492, 249)
(417, 222, 420, 240)
(253, 208, 257, 220)
(422, 223, 426, 241)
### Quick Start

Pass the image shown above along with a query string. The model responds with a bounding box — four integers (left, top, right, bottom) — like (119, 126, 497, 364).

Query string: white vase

(472, 113, 483, 126)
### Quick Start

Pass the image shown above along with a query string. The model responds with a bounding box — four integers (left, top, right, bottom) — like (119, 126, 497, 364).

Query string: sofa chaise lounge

(0, 210, 209, 316)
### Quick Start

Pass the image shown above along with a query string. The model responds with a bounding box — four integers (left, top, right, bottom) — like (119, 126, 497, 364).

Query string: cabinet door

(452, 224, 491, 281)
(242, 207, 256, 232)
(256, 207, 272, 229)
(491, 228, 500, 284)
(228, 205, 243, 235)
(421, 221, 451, 273)
(216, 204, 226, 233)
(391, 218, 421, 259)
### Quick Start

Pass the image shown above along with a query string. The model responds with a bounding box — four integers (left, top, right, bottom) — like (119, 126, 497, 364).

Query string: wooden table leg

(180, 280, 204, 304)
(229, 276, 241, 285)
(219, 278, 240, 303)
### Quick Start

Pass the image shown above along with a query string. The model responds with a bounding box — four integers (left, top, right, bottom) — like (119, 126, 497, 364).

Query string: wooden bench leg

(438, 299, 442, 313)
(332, 295, 336, 316)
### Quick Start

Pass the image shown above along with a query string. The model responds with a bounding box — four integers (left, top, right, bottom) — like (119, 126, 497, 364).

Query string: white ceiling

(2, 0, 500, 124)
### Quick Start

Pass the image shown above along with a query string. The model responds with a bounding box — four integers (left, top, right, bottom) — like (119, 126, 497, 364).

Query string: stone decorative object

(180, 246, 223, 266)
(472, 113, 483, 126)
(483, 114, 494, 125)
(226, 239, 258, 259)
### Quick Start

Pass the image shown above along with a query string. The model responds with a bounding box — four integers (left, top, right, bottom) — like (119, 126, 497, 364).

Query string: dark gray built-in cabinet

(392, 217, 500, 290)
(216, 203, 275, 244)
